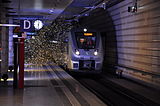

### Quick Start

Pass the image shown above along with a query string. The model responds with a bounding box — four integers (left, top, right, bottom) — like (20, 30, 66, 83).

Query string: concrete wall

(0, 3, 9, 79)
(79, 0, 160, 88)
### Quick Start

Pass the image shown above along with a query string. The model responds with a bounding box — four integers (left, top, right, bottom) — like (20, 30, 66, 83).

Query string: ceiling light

(50, 9, 54, 13)
(75, 49, 80, 55)
(0, 24, 20, 27)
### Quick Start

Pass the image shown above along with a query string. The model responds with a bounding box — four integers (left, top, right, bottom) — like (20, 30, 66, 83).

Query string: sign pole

(18, 38, 24, 88)
(13, 37, 18, 88)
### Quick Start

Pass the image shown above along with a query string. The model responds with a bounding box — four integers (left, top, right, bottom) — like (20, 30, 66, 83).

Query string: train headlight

(94, 50, 98, 56)
(75, 49, 80, 55)
(83, 28, 87, 32)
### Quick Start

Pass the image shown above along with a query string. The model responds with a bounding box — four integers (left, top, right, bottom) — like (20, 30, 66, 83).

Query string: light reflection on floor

(2, 64, 73, 85)
(0, 64, 106, 106)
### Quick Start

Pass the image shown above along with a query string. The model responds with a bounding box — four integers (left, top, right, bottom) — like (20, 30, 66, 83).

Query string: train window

(75, 32, 96, 49)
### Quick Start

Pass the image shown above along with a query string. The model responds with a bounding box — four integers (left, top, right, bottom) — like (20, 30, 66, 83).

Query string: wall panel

(108, 0, 160, 87)
(79, 0, 160, 87)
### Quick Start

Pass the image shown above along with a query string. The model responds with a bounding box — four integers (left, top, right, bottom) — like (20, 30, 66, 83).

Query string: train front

(68, 28, 104, 73)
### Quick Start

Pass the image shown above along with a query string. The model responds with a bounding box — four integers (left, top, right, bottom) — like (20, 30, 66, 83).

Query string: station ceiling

(1, 0, 122, 24)
(7, 0, 73, 21)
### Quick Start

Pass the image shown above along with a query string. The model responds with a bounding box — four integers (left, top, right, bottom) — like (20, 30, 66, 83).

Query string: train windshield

(75, 32, 96, 49)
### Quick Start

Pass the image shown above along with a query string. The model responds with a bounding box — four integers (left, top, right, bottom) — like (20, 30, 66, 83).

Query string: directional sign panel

(20, 20, 34, 32)
(20, 20, 43, 32)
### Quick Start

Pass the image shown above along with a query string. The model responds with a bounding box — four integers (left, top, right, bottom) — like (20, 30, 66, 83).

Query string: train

(64, 27, 104, 73)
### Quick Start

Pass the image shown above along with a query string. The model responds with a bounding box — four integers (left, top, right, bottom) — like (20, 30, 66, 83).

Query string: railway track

(70, 73, 159, 106)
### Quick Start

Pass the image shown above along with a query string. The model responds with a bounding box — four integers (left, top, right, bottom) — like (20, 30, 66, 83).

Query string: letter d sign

(24, 20, 31, 29)
(20, 20, 33, 32)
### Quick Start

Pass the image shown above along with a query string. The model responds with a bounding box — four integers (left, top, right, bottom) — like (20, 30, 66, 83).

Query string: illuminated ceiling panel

(7, 0, 73, 22)
(4, 0, 122, 24)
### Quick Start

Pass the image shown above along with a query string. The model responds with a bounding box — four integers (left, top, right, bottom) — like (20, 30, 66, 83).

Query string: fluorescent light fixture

(13, 35, 18, 37)
(0, 24, 20, 27)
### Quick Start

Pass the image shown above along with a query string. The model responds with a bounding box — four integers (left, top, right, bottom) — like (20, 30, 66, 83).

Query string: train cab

(65, 27, 104, 73)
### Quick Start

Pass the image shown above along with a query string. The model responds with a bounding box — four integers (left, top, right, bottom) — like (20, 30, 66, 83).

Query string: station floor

(0, 64, 106, 106)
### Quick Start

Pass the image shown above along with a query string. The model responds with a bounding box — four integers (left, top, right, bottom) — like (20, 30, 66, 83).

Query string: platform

(0, 64, 106, 106)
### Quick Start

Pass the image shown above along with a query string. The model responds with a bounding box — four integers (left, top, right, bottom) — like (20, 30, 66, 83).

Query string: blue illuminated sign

(20, 20, 34, 32)
(26, 32, 37, 36)
(20, 20, 43, 32)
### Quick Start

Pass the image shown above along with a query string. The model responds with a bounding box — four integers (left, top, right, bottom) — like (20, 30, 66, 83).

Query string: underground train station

(0, 0, 160, 106)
